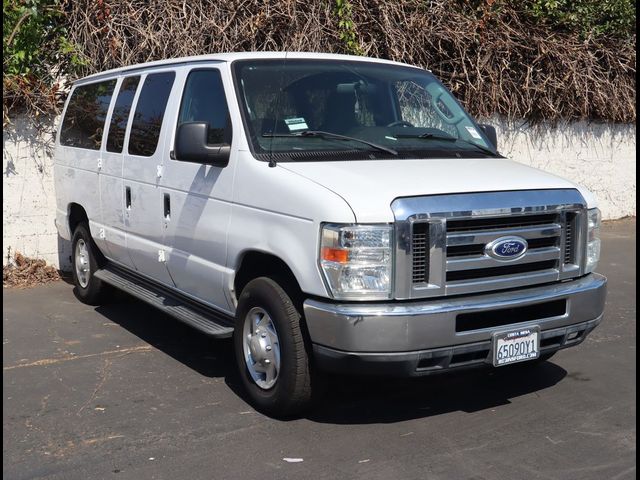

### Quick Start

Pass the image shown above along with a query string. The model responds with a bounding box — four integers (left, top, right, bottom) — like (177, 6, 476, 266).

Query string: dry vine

(8, 0, 638, 124)
(3, 252, 62, 288)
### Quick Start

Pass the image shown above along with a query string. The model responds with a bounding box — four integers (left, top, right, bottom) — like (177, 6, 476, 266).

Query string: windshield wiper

(453, 138, 499, 156)
(394, 132, 497, 156)
(262, 130, 398, 156)
(395, 132, 455, 141)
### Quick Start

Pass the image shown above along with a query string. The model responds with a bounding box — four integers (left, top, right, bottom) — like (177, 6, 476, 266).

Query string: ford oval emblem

(485, 236, 528, 260)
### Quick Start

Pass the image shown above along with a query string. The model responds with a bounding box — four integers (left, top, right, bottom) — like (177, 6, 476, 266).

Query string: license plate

(492, 327, 540, 367)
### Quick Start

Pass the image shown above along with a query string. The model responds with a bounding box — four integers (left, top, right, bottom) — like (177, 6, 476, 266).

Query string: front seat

(319, 91, 357, 134)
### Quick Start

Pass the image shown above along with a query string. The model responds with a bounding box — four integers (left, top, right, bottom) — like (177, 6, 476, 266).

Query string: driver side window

(178, 69, 232, 145)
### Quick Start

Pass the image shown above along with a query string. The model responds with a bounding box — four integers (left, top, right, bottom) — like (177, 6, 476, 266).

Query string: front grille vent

(412, 222, 429, 284)
(456, 299, 567, 332)
(564, 213, 576, 263)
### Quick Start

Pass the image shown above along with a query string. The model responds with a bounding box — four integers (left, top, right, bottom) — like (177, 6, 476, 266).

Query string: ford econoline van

(54, 52, 606, 416)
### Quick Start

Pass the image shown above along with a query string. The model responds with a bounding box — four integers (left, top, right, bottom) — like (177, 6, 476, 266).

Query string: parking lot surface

(3, 219, 636, 480)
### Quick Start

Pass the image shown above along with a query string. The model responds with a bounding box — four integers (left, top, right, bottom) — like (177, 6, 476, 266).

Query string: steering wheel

(387, 120, 414, 128)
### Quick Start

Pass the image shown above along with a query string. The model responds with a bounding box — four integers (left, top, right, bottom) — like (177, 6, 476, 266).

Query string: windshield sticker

(465, 126, 482, 139)
(284, 117, 309, 131)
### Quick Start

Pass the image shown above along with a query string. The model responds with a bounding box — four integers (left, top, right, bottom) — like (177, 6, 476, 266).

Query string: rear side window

(128, 72, 175, 157)
(178, 70, 231, 144)
(60, 79, 117, 150)
(106, 76, 140, 153)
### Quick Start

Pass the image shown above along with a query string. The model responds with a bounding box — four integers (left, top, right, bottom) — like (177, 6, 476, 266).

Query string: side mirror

(174, 122, 230, 167)
(479, 123, 498, 149)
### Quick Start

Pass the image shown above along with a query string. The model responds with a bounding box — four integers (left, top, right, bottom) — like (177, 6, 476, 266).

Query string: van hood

(279, 158, 595, 222)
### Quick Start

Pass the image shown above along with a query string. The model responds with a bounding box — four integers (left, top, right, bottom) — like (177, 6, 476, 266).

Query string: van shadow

(94, 295, 567, 425)
(94, 294, 236, 379)
(307, 361, 567, 425)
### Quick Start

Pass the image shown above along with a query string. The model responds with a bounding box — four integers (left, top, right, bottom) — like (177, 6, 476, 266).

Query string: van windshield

(232, 59, 498, 161)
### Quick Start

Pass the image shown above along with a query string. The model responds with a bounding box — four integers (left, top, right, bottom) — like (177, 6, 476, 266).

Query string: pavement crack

(38, 394, 50, 416)
(77, 357, 113, 415)
(610, 466, 636, 480)
(82, 434, 125, 446)
(3, 345, 153, 370)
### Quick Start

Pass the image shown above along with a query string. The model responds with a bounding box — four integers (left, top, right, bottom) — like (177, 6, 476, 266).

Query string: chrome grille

(446, 260, 558, 282)
(446, 214, 561, 232)
(391, 190, 588, 300)
(444, 213, 562, 288)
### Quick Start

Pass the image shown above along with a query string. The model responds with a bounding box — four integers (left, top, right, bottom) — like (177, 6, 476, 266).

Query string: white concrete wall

(3, 115, 71, 270)
(2, 115, 636, 270)
(494, 119, 636, 220)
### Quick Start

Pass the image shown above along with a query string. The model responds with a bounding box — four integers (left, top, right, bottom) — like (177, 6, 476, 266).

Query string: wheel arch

(68, 202, 89, 235)
(233, 250, 305, 307)
(68, 203, 107, 263)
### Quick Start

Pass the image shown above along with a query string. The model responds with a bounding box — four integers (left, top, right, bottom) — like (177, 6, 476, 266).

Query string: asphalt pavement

(3, 218, 636, 480)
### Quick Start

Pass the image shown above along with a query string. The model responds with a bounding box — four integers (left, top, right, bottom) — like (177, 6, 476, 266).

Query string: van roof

(76, 51, 424, 84)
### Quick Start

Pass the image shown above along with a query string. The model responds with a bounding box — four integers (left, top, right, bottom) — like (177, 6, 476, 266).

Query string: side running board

(94, 265, 234, 338)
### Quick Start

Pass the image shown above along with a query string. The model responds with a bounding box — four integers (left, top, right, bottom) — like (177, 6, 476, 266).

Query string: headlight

(585, 208, 601, 273)
(319, 224, 393, 300)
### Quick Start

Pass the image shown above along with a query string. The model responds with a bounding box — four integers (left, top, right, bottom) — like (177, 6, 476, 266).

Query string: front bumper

(55, 208, 71, 241)
(303, 273, 606, 376)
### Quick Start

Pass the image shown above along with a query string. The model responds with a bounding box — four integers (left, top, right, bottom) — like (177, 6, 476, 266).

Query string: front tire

(234, 277, 313, 417)
(71, 223, 112, 305)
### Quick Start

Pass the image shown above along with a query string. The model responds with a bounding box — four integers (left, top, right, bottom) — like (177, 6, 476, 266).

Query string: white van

(55, 52, 606, 416)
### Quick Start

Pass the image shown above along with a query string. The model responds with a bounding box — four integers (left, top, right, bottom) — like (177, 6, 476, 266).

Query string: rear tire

(234, 277, 313, 417)
(71, 223, 112, 305)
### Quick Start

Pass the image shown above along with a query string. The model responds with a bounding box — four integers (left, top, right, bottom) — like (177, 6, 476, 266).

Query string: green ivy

(524, 0, 635, 39)
(3, 0, 85, 117)
(468, 0, 635, 39)
(334, 0, 362, 55)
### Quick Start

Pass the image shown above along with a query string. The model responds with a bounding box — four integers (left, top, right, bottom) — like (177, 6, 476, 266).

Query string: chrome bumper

(304, 273, 606, 354)
(55, 209, 71, 241)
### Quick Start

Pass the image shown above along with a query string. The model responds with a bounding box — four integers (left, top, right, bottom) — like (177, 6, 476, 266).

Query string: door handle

(163, 193, 171, 220)
(125, 186, 131, 209)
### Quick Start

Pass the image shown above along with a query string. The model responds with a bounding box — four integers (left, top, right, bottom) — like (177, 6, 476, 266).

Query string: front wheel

(234, 277, 313, 417)
(71, 223, 112, 305)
